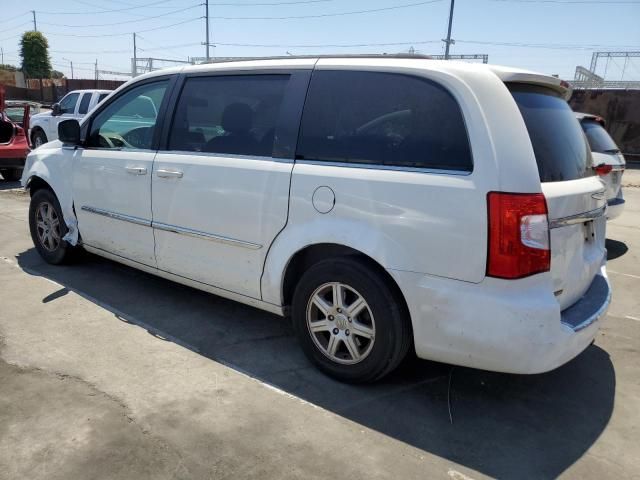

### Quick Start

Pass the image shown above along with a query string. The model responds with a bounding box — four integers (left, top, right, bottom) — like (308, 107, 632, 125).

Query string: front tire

(29, 189, 74, 264)
(292, 257, 411, 383)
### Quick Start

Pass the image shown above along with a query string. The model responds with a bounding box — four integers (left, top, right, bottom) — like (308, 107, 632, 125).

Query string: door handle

(125, 166, 147, 175)
(156, 169, 183, 179)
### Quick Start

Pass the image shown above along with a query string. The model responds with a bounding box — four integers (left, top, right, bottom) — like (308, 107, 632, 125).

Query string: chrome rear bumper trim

(549, 205, 607, 229)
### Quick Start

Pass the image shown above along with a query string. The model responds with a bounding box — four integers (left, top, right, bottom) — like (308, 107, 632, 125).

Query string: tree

(20, 31, 52, 79)
(51, 70, 65, 79)
(0, 64, 18, 72)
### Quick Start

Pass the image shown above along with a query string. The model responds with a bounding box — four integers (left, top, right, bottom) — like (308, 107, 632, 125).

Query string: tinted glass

(98, 93, 109, 103)
(296, 71, 472, 171)
(169, 75, 289, 156)
(59, 92, 79, 114)
(580, 120, 619, 154)
(509, 84, 593, 182)
(78, 93, 92, 115)
(87, 81, 168, 150)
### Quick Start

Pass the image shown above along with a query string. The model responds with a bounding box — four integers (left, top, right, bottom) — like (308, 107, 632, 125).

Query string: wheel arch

(278, 243, 412, 327)
(25, 174, 53, 196)
(23, 149, 79, 245)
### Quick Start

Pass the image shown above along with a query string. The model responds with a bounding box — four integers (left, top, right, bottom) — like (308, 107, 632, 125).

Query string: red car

(0, 85, 31, 182)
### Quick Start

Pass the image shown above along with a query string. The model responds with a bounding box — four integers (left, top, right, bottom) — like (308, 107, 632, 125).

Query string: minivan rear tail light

(487, 192, 550, 279)
(594, 164, 612, 176)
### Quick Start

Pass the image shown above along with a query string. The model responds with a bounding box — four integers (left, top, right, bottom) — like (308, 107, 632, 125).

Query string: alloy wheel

(306, 282, 376, 365)
(35, 201, 61, 252)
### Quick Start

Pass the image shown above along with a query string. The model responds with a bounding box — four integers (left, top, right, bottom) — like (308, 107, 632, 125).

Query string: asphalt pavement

(0, 171, 639, 480)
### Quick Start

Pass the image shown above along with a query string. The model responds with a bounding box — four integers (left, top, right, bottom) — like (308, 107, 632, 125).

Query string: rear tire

(2, 168, 23, 182)
(29, 188, 75, 265)
(31, 129, 48, 149)
(292, 257, 411, 383)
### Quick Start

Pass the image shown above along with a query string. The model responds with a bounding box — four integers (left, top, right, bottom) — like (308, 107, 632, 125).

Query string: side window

(97, 93, 109, 104)
(78, 93, 92, 115)
(168, 74, 289, 156)
(86, 81, 168, 150)
(297, 71, 473, 171)
(59, 92, 80, 115)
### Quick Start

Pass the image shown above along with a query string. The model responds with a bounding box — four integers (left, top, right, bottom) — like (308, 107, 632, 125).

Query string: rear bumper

(607, 195, 625, 220)
(389, 265, 611, 374)
(0, 156, 26, 168)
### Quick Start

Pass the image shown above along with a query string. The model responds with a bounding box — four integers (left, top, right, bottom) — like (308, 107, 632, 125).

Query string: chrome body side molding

(81, 206, 262, 250)
(80, 206, 151, 227)
(152, 222, 262, 250)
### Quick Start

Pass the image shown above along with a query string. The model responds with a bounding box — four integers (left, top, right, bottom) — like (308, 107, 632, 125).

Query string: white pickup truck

(29, 89, 111, 148)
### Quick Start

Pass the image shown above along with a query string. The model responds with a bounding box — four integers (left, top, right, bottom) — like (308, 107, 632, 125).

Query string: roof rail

(196, 53, 434, 64)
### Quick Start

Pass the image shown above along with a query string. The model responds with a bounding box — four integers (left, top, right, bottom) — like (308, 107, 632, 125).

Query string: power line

(39, 4, 202, 28)
(457, 39, 640, 50)
(212, 40, 442, 48)
(1, 11, 31, 23)
(491, 0, 640, 4)
(0, 21, 33, 33)
(36, 0, 177, 15)
(42, 17, 202, 37)
(210, 0, 444, 20)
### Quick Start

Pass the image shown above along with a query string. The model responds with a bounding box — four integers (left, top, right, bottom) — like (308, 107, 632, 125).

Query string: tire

(292, 257, 412, 383)
(2, 168, 23, 182)
(31, 129, 48, 149)
(29, 188, 75, 265)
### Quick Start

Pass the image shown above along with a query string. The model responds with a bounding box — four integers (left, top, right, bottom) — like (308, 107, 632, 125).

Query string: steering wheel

(98, 132, 133, 149)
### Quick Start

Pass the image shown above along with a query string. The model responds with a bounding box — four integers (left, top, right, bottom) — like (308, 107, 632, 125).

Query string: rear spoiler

(490, 67, 573, 100)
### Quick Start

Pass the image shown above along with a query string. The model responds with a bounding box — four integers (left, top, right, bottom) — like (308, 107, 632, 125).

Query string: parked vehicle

(0, 87, 31, 181)
(576, 113, 626, 220)
(29, 89, 111, 148)
(21, 57, 611, 382)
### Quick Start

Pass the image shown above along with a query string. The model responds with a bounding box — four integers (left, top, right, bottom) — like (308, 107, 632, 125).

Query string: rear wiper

(602, 148, 620, 154)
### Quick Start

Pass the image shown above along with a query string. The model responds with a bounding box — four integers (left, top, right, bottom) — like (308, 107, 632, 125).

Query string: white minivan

(21, 57, 611, 382)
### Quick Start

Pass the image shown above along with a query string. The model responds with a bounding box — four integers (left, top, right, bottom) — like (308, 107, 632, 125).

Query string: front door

(152, 73, 307, 299)
(72, 79, 170, 266)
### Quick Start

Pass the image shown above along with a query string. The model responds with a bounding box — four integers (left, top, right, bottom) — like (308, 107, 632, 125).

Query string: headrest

(221, 102, 252, 134)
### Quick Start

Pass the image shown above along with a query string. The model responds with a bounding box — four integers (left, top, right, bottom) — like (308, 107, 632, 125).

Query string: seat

(204, 103, 259, 155)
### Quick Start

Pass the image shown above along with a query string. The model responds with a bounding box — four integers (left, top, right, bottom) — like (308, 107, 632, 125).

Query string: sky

(1, 0, 640, 82)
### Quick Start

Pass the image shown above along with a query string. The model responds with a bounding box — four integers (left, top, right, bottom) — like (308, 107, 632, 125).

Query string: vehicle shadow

(16, 248, 616, 480)
(606, 238, 629, 260)
(0, 180, 21, 191)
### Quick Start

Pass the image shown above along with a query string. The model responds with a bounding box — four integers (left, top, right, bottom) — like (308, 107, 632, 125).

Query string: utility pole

(443, 0, 455, 60)
(95, 59, 98, 86)
(205, 0, 210, 61)
(132, 32, 137, 77)
(63, 58, 74, 79)
(31, 10, 37, 31)
(1, 48, 3, 65)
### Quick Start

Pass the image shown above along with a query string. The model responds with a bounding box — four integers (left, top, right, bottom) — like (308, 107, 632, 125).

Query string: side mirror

(51, 103, 61, 116)
(58, 119, 81, 146)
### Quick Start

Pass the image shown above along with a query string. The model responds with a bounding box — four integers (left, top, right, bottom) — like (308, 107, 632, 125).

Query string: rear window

(509, 84, 593, 182)
(580, 120, 619, 154)
(297, 70, 473, 172)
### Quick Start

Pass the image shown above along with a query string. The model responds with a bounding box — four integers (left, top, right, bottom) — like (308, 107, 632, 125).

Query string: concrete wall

(569, 89, 640, 163)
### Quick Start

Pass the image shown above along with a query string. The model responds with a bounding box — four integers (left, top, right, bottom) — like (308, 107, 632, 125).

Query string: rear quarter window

(509, 84, 593, 182)
(297, 70, 473, 172)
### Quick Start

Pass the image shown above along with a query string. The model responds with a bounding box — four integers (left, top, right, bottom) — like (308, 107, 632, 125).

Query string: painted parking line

(607, 270, 640, 280)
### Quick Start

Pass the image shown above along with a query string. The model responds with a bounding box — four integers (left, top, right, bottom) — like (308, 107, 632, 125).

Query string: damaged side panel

(21, 141, 80, 246)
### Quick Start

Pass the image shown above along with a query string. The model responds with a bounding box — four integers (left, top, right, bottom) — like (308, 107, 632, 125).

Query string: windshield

(580, 120, 619, 154)
(509, 84, 593, 182)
